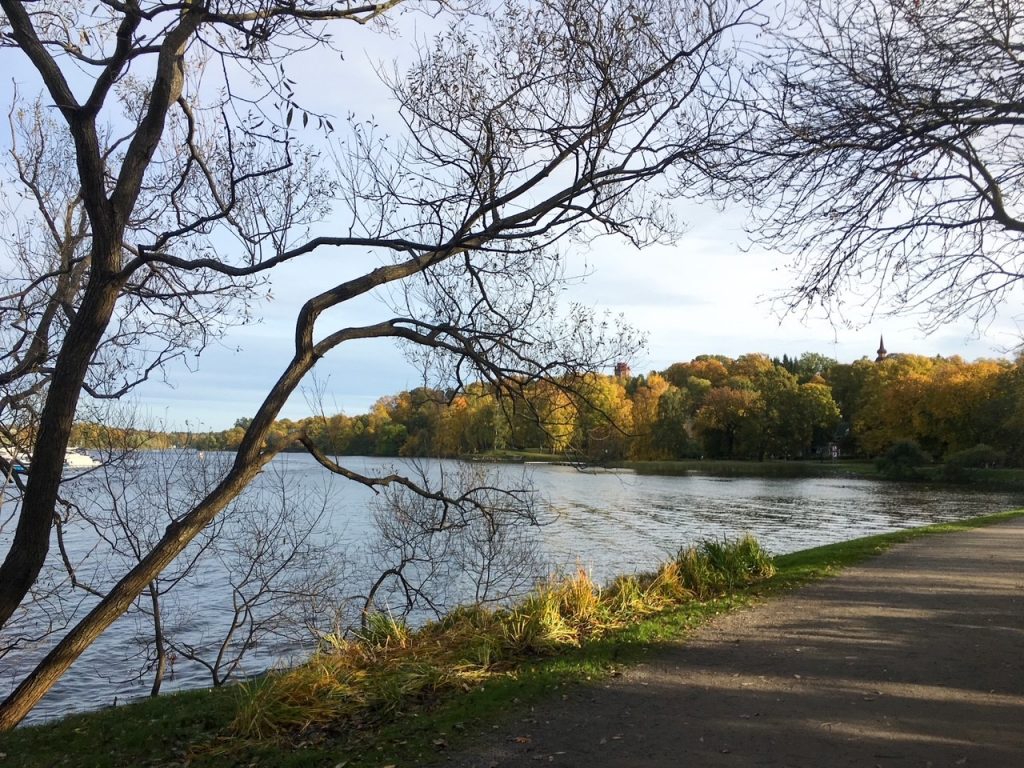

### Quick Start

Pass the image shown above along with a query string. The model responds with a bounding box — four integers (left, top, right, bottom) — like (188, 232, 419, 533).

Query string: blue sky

(3, 9, 1021, 431)
(131, 207, 1022, 430)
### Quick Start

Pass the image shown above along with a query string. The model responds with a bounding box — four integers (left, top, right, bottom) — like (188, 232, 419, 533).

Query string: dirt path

(441, 518, 1024, 768)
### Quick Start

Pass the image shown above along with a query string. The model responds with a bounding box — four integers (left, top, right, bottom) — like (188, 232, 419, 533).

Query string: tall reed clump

(676, 535, 775, 599)
(233, 536, 775, 740)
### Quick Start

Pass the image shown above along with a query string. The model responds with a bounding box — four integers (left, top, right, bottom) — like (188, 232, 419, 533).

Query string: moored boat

(2, 446, 101, 474)
(64, 447, 101, 470)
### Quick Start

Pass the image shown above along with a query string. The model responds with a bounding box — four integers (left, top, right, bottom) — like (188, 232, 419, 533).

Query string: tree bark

(149, 583, 166, 698)
(0, 346, 313, 729)
(0, 0, 199, 633)
(0, 274, 121, 628)
(0, 461, 262, 729)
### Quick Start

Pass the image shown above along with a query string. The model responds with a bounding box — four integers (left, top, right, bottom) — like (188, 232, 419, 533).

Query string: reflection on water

(535, 466, 1022, 583)
(3, 454, 1021, 724)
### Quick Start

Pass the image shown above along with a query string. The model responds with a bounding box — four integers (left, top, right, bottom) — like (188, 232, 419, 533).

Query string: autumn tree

(628, 372, 671, 459)
(0, 0, 761, 726)
(849, 354, 1015, 460)
(670, 354, 841, 459)
(987, 360, 1024, 466)
(457, 384, 511, 454)
(852, 355, 937, 456)
(572, 373, 634, 461)
(523, 380, 579, 454)
(664, 356, 730, 389)
(652, 385, 698, 458)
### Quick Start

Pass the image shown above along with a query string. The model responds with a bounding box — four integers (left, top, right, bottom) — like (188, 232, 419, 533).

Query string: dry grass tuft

(233, 536, 775, 739)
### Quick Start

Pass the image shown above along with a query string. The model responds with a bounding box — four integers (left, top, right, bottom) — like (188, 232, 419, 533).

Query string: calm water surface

(3, 454, 1021, 723)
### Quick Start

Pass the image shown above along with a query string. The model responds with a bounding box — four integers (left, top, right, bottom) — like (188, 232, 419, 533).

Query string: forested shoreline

(71, 351, 1024, 468)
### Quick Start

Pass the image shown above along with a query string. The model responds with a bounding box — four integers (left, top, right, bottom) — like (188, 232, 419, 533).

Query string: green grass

(0, 686, 239, 767)
(464, 449, 561, 463)
(228, 537, 774, 742)
(3, 509, 1022, 768)
(615, 458, 1024, 490)
(616, 458, 879, 479)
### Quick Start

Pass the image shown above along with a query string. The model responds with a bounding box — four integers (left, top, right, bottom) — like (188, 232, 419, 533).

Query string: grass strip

(2, 509, 1021, 768)
(616, 459, 1024, 490)
(228, 537, 774, 742)
(617, 458, 879, 479)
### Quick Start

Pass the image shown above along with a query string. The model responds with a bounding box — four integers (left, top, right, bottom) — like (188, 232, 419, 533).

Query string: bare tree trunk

(0, 276, 121, 628)
(0, 460, 269, 728)
(148, 583, 166, 698)
(0, 0, 198, 633)
(0, 350, 308, 728)
(0, 0, 755, 728)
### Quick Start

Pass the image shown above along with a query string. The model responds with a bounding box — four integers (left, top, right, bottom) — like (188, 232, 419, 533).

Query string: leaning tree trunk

(0, 0, 201, 633)
(0, 276, 121, 629)
(0, 348, 312, 729)
(0, 463, 262, 728)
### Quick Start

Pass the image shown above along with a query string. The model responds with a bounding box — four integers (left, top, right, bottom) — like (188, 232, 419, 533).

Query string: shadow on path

(442, 519, 1024, 768)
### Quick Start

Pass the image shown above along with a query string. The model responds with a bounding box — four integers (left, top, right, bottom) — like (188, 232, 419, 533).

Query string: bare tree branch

(741, 0, 1024, 330)
(0, 0, 760, 727)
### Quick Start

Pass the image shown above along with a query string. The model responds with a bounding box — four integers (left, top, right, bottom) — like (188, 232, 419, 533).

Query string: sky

(3, 4, 1023, 431)
(129, 205, 1023, 431)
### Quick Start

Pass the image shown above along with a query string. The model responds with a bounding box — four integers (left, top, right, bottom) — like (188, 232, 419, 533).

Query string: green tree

(652, 386, 698, 458)
(876, 440, 932, 480)
(826, 359, 875, 455)
(744, 363, 797, 459)
(628, 373, 671, 459)
(694, 386, 763, 459)
(793, 353, 837, 383)
(770, 382, 841, 458)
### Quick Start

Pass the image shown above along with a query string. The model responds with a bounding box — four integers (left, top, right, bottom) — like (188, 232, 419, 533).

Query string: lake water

(2, 454, 1022, 723)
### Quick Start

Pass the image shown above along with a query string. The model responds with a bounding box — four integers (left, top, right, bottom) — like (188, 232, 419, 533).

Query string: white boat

(2, 446, 100, 474)
(64, 447, 100, 470)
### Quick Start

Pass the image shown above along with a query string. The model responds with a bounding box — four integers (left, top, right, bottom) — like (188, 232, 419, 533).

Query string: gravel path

(440, 518, 1024, 768)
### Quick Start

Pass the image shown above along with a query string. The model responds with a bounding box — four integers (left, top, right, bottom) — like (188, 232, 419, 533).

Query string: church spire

(875, 335, 888, 363)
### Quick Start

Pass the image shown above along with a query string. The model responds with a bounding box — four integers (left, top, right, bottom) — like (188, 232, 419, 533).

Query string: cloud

(128, 215, 1020, 430)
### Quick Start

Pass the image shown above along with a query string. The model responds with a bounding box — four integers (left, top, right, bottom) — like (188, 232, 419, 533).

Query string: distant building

(875, 335, 888, 363)
(613, 362, 632, 379)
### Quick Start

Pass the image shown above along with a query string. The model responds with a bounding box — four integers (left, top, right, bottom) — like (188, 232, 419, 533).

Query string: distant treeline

(70, 352, 1024, 466)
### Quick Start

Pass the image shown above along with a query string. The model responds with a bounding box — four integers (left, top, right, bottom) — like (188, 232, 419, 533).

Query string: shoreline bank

(3, 509, 1022, 767)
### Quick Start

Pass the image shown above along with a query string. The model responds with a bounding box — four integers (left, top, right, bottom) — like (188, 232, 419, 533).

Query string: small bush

(605, 574, 649, 618)
(554, 568, 607, 637)
(876, 440, 932, 479)
(945, 444, 1006, 470)
(500, 586, 576, 652)
(359, 610, 411, 649)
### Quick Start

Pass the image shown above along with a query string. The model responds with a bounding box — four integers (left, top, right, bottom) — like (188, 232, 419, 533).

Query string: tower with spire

(875, 335, 888, 363)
